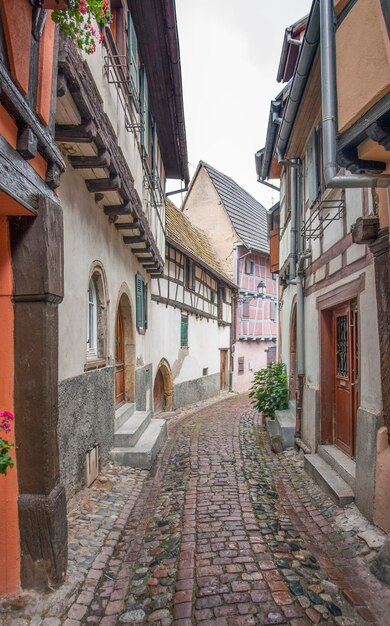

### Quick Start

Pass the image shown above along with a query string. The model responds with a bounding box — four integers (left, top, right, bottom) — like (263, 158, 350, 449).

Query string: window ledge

(84, 358, 108, 372)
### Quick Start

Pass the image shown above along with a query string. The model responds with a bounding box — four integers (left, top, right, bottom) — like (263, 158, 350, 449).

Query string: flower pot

(40, 0, 69, 10)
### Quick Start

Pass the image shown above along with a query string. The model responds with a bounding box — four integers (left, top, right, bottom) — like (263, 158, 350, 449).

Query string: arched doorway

(289, 303, 297, 401)
(115, 292, 135, 406)
(153, 359, 173, 413)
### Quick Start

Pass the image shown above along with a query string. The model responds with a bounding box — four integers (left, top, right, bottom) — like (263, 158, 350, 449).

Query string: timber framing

(56, 35, 164, 274)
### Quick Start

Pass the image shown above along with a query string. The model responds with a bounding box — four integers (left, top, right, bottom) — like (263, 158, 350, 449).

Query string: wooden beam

(85, 175, 120, 193)
(17, 127, 38, 160)
(123, 235, 146, 244)
(55, 120, 97, 143)
(69, 150, 110, 169)
(146, 269, 163, 275)
(141, 262, 159, 268)
(103, 203, 132, 216)
(115, 221, 140, 230)
(131, 245, 151, 253)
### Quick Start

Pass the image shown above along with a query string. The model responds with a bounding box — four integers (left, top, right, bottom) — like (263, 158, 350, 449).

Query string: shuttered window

(127, 11, 139, 97)
(270, 301, 277, 321)
(245, 259, 254, 275)
(238, 357, 245, 375)
(242, 300, 250, 319)
(180, 314, 188, 347)
(135, 273, 147, 330)
(140, 67, 149, 154)
(151, 120, 158, 185)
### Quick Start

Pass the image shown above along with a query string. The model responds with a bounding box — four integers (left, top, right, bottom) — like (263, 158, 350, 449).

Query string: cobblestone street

(1, 394, 390, 626)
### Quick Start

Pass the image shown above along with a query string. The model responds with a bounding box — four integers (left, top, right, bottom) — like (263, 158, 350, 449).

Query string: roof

(200, 161, 269, 254)
(277, 14, 308, 83)
(166, 199, 235, 286)
(129, 0, 189, 184)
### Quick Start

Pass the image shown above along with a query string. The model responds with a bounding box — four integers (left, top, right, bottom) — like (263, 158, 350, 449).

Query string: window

(210, 289, 215, 304)
(127, 11, 139, 98)
(242, 300, 250, 319)
(180, 314, 188, 347)
(135, 273, 148, 331)
(185, 258, 196, 291)
(87, 278, 98, 358)
(203, 368, 208, 376)
(270, 301, 277, 321)
(238, 357, 245, 375)
(244, 258, 254, 275)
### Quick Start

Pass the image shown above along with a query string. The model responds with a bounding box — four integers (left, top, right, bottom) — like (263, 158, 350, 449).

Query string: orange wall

(0, 216, 20, 595)
(336, 0, 390, 133)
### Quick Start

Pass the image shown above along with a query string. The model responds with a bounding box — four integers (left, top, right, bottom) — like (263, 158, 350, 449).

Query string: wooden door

(333, 303, 358, 457)
(220, 349, 228, 390)
(115, 306, 125, 406)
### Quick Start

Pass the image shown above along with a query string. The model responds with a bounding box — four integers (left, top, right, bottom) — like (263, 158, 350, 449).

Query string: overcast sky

(169, 0, 312, 209)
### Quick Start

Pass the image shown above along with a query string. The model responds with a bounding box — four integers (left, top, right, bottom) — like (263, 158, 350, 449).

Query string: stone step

(318, 444, 356, 492)
(304, 453, 354, 506)
(114, 410, 151, 447)
(274, 408, 296, 449)
(111, 419, 167, 470)
(114, 402, 136, 431)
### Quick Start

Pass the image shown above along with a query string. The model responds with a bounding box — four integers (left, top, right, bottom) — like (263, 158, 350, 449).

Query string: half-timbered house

(182, 162, 277, 392)
(55, 2, 189, 499)
(0, 0, 67, 594)
(150, 200, 234, 410)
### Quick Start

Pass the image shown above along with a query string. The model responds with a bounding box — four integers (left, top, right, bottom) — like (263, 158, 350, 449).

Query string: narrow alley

(2, 395, 389, 626)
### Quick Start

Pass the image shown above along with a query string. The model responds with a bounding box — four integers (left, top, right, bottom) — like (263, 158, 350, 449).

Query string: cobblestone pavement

(1, 394, 390, 626)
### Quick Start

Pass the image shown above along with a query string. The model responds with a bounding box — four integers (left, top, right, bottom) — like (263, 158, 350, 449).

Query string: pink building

(182, 161, 277, 392)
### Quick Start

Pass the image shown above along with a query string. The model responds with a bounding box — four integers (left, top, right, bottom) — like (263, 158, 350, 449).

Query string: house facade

(182, 162, 277, 393)
(0, 0, 189, 595)
(257, 0, 390, 531)
(150, 200, 233, 412)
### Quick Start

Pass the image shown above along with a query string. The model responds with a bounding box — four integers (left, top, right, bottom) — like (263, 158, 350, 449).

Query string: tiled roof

(201, 161, 269, 254)
(166, 199, 234, 285)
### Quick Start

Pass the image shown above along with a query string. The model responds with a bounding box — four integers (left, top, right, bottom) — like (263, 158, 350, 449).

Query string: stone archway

(117, 292, 135, 404)
(153, 359, 173, 413)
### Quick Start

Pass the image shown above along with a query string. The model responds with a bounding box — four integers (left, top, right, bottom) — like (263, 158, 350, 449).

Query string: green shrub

(249, 362, 289, 418)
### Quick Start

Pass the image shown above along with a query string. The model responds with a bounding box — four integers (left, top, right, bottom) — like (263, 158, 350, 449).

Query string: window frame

(180, 314, 189, 348)
(242, 300, 250, 320)
(87, 278, 98, 359)
(135, 272, 148, 333)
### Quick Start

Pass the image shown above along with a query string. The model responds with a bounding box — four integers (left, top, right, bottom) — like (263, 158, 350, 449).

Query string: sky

(168, 0, 312, 209)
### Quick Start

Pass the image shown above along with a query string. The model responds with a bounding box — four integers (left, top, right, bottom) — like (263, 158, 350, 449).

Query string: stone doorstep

(111, 418, 167, 469)
(304, 453, 355, 506)
(114, 402, 136, 431)
(114, 410, 151, 447)
(318, 444, 356, 492)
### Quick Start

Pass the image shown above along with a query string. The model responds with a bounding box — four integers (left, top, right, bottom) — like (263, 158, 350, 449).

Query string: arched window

(87, 278, 98, 358)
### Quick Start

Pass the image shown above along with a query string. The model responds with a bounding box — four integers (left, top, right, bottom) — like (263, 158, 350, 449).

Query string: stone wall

(58, 367, 115, 498)
(173, 373, 220, 409)
(136, 363, 153, 411)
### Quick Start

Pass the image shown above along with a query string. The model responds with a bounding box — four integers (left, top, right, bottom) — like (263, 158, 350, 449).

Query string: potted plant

(249, 362, 289, 418)
(51, 0, 111, 54)
(0, 411, 15, 476)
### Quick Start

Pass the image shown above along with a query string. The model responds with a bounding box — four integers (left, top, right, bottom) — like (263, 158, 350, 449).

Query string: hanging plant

(0, 411, 15, 476)
(52, 0, 111, 54)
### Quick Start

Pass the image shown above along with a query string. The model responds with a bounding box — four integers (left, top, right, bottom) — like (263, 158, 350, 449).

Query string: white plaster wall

(149, 299, 230, 386)
(279, 284, 297, 376)
(58, 167, 154, 381)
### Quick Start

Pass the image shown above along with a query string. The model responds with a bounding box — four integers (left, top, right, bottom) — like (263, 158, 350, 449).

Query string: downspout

(320, 0, 389, 189)
(289, 160, 300, 280)
(295, 250, 311, 440)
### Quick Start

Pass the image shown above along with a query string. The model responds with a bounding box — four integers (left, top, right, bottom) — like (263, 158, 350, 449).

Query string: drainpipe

(320, 0, 389, 189)
(295, 250, 311, 439)
(289, 160, 300, 280)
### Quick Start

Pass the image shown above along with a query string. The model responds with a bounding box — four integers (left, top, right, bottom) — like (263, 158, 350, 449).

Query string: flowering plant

(0, 411, 15, 476)
(52, 0, 111, 54)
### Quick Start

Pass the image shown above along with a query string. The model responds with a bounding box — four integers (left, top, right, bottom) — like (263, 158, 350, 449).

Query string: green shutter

(127, 12, 139, 95)
(180, 315, 188, 347)
(143, 282, 148, 330)
(141, 68, 149, 154)
(135, 273, 143, 328)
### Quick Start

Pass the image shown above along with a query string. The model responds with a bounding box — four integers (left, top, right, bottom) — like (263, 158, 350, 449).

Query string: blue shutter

(135, 273, 143, 328)
(127, 12, 139, 96)
(140, 68, 149, 154)
(180, 315, 188, 347)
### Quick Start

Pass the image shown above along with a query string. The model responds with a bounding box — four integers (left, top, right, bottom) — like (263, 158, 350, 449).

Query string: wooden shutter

(127, 12, 139, 96)
(269, 228, 279, 273)
(238, 357, 245, 375)
(135, 273, 143, 328)
(151, 121, 158, 184)
(307, 130, 319, 205)
(242, 300, 250, 319)
(180, 315, 188, 347)
(140, 68, 149, 154)
(143, 282, 148, 330)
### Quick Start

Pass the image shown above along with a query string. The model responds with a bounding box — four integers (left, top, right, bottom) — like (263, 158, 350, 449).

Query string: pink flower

(0, 411, 14, 435)
(78, 0, 87, 15)
(0, 411, 14, 420)
(99, 30, 105, 44)
(89, 42, 97, 54)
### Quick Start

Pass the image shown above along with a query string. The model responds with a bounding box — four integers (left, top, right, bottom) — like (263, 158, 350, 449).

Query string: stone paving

(1, 394, 390, 626)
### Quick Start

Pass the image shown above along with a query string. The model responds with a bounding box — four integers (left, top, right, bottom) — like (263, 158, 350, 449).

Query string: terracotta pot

(40, 0, 69, 10)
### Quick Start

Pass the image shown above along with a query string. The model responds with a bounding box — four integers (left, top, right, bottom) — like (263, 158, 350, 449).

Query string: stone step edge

(304, 453, 354, 506)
